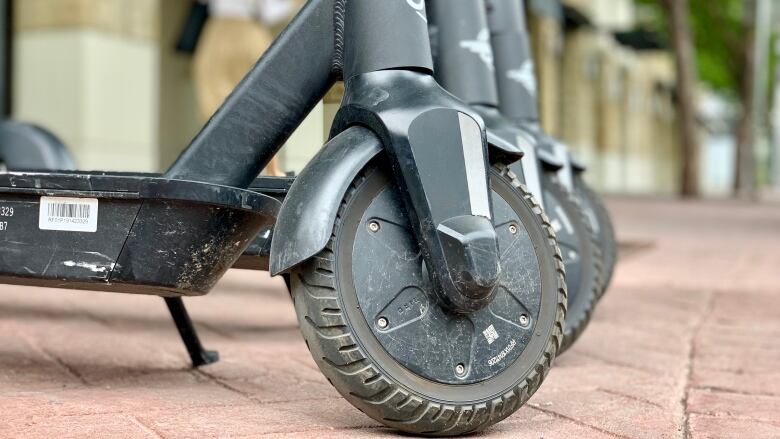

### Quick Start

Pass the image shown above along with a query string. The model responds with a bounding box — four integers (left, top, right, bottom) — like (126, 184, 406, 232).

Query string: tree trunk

(665, 0, 700, 197)
(773, 32, 780, 189)
(734, 0, 757, 198)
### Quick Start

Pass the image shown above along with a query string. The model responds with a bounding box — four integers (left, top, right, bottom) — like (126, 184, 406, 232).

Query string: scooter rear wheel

(291, 162, 565, 435)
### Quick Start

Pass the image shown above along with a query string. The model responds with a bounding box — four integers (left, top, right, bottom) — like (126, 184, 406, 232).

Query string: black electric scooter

(427, 0, 600, 353)
(487, 0, 618, 298)
(0, 0, 565, 434)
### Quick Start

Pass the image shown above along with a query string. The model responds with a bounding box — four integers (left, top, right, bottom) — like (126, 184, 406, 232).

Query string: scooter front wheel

(541, 173, 602, 354)
(573, 174, 617, 298)
(291, 162, 565, 435)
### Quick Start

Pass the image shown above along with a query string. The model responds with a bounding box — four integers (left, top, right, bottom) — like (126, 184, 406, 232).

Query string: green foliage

(689, 0, 749, 96)
(636, 0, 749, 97)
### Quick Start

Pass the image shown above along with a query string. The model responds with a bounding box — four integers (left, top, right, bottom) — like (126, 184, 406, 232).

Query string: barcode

(48, 203, 91, 219)
(39, 197, 99, 232)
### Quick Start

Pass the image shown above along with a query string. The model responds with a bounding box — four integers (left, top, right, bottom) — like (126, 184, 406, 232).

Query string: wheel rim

(346, 169, 543, 385)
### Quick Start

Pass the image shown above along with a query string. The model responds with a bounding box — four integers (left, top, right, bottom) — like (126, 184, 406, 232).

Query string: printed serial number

(0, 206, 13, 217)
(46, 217, 89, 225)
(0, 222, 7, 231)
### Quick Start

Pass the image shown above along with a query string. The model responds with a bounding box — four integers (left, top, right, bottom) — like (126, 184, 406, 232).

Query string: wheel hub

(347, 173, 543, 384)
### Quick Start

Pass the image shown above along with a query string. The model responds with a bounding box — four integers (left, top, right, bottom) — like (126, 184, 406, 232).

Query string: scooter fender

(536, 142, 565, 171)
(486, 131, 525, 162)
(571, 153, 587, 173)
(269, 126, 382, 276)
(543, 138, 575, 191)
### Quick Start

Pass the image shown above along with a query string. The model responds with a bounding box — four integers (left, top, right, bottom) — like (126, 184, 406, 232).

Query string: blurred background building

(3, 0, 779, 198)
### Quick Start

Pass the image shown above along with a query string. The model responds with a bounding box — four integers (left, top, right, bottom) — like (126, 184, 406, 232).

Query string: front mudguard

(268, 124, 522, 277)
(571, 154, 587, 173)
(269, 126, 382, 275)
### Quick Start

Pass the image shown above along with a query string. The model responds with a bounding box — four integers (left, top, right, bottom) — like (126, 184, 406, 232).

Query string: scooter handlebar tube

(344, 0, 434, 79)
(427, 0, 499, 107)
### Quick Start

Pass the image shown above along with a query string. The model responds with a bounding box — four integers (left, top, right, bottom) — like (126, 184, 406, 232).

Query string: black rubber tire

(573, 175, 617, 299)
(291, 163, 566, 436)
(540, 173, 602, 354)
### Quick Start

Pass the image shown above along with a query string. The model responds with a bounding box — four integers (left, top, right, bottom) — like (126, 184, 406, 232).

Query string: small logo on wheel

(482, 324, 499, 345)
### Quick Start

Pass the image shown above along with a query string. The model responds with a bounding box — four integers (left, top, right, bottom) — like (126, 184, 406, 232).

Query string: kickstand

(164, 297, 219, 367)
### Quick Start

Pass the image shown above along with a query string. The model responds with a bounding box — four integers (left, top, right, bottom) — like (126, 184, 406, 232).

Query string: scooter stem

(335, 0, 502, 313)
(487, 0, 575, 190)
(427, 0, 545, 206)
(485, 0, 540, 125)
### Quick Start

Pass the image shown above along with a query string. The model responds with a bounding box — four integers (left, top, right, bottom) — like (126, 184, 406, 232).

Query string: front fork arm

(332, 70, 501, 313)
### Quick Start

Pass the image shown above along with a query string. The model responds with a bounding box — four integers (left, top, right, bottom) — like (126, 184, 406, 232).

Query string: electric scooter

(487, 0, 618, 298)
(427, 0, 600, 353)
(0, 0, 565, 434)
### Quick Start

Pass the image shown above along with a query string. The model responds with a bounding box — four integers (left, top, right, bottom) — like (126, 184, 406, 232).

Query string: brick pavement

(0, 197, 778, 438)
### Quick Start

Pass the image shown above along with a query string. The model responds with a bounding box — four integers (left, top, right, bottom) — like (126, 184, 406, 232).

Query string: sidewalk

(1, 197, 778, 438)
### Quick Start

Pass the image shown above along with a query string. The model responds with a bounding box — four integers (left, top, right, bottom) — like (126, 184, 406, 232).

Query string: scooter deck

(0, 171, 281, 297)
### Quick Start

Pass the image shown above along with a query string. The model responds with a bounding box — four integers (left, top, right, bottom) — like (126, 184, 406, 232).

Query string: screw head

(377, 317, 388, 329)
(368, 221, 381, 233)
(509, 224, 518, 235)
(455, 363, 466, 376)
(519, 314, 530, 326)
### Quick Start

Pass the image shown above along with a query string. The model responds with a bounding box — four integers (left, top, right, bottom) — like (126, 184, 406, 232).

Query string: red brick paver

(0, 197, 778, 438)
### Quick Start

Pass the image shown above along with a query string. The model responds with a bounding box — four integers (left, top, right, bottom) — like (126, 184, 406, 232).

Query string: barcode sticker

(39, 197, 99, 232)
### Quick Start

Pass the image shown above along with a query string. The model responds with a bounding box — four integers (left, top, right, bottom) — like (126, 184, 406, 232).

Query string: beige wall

(12, 0, 160, 171)
(12, 0, 325, 175)
(529, 14, 563, 137)
(560, 29, 602, 167)
(15, 0, 159, 39)
(596, 40, 630, 190)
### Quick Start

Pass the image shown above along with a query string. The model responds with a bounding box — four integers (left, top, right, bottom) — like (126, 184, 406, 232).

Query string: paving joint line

(31, 402, 263, 419)
(199, 321, 235, 340)
(688, 412, 780, 429)
(695, 385, 780, 399)
(189, 368, 341, 407)
(527, 404, 633, 439)
(598, 388, 665, 410)
(250, 424, 385, 438)
(16, 333, 90, 387)
(574, 351, 660, 374)
(190, 369, 259, 404)
(676, 290, 716, 439)
(128, 414, 166, 439)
